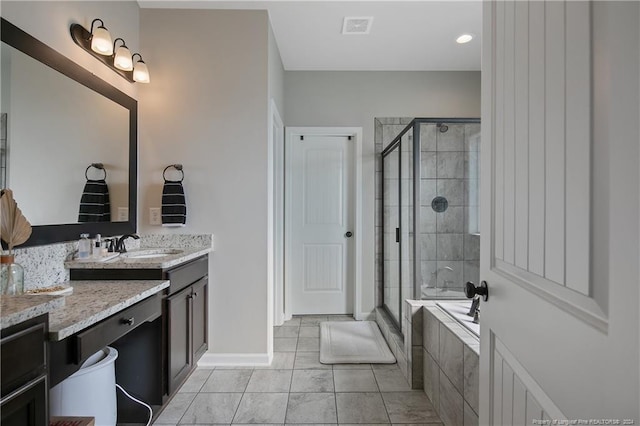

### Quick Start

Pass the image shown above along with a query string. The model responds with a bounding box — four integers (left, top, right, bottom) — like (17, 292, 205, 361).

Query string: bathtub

(436, 301, 480, 337)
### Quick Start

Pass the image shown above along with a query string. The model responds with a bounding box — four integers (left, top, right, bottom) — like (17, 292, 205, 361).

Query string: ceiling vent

(342, 17, 373, 35)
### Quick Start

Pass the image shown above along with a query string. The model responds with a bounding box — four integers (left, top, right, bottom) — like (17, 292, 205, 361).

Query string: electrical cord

(115, 383, 152, 426)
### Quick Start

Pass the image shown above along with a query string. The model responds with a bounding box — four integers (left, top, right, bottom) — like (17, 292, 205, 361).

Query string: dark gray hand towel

(78, 179, 111, 222)
(161, 180, 186, 226)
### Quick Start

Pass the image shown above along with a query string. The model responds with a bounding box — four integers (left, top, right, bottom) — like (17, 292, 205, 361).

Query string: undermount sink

(121, 248, 184, 259)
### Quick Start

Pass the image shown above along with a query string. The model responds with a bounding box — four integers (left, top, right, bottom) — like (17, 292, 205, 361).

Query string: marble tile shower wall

(12, 234, 212, 291)
(419, 122, 480, 296)
(374, 118, 481, 305)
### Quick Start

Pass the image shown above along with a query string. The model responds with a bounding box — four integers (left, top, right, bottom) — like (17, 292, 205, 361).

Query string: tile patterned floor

(153, 315, 443, 425)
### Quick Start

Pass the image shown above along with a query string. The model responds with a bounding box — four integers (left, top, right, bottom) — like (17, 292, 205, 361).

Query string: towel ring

(85, 163, 107, 180)
(163, 164, 184, 182)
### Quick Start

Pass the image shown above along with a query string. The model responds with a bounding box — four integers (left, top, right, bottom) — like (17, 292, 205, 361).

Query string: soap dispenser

(77, 233, 91, 259)
(93, 234, 102, 258)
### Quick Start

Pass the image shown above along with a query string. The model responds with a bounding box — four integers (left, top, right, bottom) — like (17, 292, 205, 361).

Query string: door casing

(269, 100, 285, 329)
(284, 127, 363, 319)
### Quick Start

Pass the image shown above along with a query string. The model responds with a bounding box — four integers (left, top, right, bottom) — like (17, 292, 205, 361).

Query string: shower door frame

(381, 122, 414, 332)
(380, 117, 481, 333)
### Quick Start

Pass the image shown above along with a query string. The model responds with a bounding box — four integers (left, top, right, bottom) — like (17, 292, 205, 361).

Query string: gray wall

(139, 9, 273, 357)
(284, 71, 481, 316)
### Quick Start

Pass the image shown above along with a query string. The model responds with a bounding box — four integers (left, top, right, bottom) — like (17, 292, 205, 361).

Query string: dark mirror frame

(1, 18, 137, 247)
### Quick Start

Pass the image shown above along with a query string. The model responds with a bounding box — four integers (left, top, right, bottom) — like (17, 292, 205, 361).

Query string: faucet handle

(103, 238, 115, 252)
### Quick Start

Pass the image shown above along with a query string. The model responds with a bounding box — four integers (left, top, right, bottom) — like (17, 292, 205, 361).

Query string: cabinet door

(1, 319, 47, 398)
(0, 376, 47, 426)
(166, 285, 192, 395)
(191, 278, 208, 361)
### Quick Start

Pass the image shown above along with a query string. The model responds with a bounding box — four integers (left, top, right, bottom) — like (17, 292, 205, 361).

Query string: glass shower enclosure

(381, 118, 481, 331)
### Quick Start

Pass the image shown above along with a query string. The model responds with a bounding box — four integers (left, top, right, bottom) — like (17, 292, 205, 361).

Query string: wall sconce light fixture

(70, 18, 150, 83)
(89, 19, 113, 55)
(132, 53, 150, 83)
(113, 38, 133, 71)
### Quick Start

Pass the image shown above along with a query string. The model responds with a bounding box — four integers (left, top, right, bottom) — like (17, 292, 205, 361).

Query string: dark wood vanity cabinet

(70, 255, 209, 399)
(191, 277, 208, 361)
(166, 284, 192, 393)
(165, 258, 209, 395)
(1, 315, 48, 426)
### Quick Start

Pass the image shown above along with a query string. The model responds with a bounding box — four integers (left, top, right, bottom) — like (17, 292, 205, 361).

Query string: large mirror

(0, 18, 137, 246)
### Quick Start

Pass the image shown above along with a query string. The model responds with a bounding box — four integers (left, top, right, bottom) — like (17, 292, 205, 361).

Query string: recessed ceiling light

(456, 34, 474, 44)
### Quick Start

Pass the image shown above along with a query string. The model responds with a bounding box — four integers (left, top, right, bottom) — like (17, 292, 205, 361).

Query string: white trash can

(50, 346, 118, 426)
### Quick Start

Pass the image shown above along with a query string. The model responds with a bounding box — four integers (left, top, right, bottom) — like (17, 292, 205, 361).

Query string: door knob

(345, 231, 353, 238)
(465, 281, 489, 302)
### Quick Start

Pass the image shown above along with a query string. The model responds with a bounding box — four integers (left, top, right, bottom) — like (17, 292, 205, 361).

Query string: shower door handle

(395, 227, 400, 243)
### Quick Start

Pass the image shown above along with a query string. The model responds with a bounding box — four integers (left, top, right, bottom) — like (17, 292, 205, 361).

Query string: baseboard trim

(356, 311, 375, 321)
(198, 352, 273, 367)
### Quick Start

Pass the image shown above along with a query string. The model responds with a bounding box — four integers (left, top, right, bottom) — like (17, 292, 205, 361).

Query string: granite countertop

(48, 280, 169, 341)
(64, 246, 211, 270)
(0, 294, 66, 330)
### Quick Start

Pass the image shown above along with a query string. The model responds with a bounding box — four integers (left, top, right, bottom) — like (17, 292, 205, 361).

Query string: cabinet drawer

(75, 294, 161, 363)
(166, 256, 208, 294)
(1, 318, 47, 398)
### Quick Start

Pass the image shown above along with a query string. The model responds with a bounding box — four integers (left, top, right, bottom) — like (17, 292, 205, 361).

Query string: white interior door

(286, 130, 355, 315)
(480, 1, 639, 423)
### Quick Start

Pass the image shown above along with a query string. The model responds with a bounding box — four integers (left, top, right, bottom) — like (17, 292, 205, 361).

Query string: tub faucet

(467, 297, 480, 317)
(115, 234, 139, 253)
(442, 279, 455, 291)
(428, 266, 453, 288)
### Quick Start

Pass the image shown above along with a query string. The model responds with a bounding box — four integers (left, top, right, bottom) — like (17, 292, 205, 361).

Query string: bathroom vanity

(67, 247, 210, 420)
(1, 247, 210, 425)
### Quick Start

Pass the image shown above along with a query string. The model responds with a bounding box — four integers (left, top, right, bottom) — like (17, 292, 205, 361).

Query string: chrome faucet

(115, 234, 139, 253)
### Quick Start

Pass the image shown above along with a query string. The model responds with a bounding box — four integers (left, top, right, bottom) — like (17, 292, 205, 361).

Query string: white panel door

(480, 1, 639, 424)
(288, 132, 354, 314)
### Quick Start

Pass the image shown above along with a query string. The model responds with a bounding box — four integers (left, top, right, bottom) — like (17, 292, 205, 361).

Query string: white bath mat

(319, 321, 396, 364)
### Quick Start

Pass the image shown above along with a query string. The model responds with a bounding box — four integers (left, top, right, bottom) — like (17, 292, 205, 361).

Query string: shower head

(438, 123, 449, 133)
